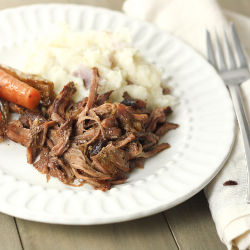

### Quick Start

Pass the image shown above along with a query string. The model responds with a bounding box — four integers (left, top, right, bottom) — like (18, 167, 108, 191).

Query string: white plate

(0, 4, 235, 225)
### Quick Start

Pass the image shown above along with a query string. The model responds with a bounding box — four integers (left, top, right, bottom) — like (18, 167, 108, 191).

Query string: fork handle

(228, 84, 250, 203)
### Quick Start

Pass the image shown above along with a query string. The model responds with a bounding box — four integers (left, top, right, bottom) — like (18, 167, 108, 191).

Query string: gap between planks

(14, 218, 24, 250)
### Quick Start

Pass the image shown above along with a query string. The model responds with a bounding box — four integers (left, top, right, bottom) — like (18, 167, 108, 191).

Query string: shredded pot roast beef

(0, 98, 9, 141)
(3, 67, 178, 191)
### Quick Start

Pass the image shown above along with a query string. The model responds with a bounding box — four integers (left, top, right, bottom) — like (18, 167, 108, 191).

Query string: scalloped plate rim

(0, 3, 236, 225)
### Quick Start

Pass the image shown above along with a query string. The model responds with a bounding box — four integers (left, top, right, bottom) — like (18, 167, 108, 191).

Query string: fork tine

(230, 22, 248, 67)
(223, 28, 237, 69)
(206, 30, 216, 67)
(215, 30, 227, 71)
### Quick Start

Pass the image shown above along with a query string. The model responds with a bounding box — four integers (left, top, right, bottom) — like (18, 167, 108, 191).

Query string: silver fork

(207, 23, 250, 203)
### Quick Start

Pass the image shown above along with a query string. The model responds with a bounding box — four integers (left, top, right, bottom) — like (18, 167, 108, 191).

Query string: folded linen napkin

(123, 1, 250, 249)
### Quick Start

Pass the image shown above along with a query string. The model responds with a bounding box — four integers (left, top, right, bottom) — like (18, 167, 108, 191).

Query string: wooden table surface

(0, 1, 249, 250)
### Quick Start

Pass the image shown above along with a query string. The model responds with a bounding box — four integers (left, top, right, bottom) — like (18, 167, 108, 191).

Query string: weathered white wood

(218, 0, 250, 17)
(16, 213, 178, 250)
(68, 0, 125, 11)
(0, 0, 70, 10)
(0, 214, 23, 250)
(164, 191, 227, 250)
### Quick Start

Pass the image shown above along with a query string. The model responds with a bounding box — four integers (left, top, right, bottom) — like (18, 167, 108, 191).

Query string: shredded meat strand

(75, 67, 99, 135)
(48, 82, 76, 119)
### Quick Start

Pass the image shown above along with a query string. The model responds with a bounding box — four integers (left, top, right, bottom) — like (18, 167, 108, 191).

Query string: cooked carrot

(0, 69, 41, 109)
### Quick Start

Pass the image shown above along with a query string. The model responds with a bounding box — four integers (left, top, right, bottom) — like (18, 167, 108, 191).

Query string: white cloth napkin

(122, 1, 250, 250)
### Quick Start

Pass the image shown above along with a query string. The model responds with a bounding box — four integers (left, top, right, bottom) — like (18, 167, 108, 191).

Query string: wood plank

(218, 0, 250, 17)
(69, 0, 125, 11)
(164, 191, 227, 250)
(0, 0, 70, 10)
(16, 213, 178, 250)
(0, 213, 23, 250)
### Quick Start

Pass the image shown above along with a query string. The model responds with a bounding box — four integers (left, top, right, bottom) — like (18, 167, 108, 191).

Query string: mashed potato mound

(25, 23, 175, 109)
